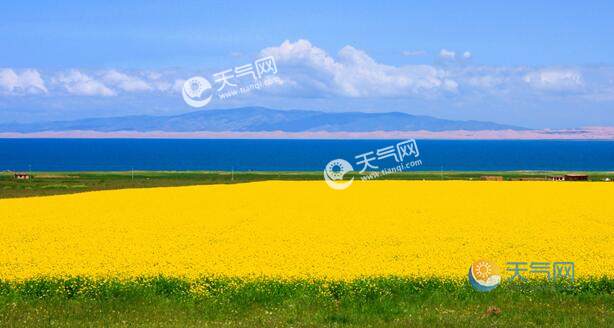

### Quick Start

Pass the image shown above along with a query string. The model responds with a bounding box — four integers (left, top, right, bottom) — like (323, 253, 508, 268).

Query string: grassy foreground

(0, 277, 611, 327)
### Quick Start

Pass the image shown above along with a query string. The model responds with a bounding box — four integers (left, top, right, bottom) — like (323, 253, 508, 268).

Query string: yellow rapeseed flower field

(0, 181, 612, 280)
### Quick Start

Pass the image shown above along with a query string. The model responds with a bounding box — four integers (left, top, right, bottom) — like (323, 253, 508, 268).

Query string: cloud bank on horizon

(1, 39, 614, 129)
(1, 39, 608, 99)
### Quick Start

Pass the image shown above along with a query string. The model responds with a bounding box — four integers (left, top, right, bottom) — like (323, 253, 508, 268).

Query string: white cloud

(53, 70, 115, 96)
(1, 40, 613, 107)
(0, 68, 48, 94)
(439, 49, 456, 61)
(260, 39, 458, 98)
(146, 71, 162, 80)
(438, 49, 472, 62)
(523, 69, 584, 91)
(173, 79, 186, 93)
(465, 75, 505, 89)
(146, 71, 174, 92)
(101, 70, 152, 92)
(402, 50, 427, 57)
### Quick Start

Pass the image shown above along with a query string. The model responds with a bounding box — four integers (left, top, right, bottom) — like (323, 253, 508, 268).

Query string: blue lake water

(0, 139, 613, 172)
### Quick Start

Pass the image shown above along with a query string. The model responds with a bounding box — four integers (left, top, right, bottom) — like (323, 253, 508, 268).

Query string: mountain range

(0, 107, 527, 133)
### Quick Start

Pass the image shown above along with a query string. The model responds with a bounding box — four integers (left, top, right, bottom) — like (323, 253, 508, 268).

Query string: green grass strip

(0, 277, 611, 327)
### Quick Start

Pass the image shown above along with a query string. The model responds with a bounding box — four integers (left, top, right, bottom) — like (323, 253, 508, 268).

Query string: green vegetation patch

(1, 170, 613, 199)
(0, 277, 611, 327)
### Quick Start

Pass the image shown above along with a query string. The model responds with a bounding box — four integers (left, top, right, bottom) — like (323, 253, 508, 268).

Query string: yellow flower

(0, 181, 612, 280)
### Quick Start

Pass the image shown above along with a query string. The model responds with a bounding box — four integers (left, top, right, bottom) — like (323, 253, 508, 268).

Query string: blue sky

(1, 1, 614, 128)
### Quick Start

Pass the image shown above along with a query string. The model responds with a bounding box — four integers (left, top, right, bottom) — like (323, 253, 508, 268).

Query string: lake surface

(0, 139, 613, 172)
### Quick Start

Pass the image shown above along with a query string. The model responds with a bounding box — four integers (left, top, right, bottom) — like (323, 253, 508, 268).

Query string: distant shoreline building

(549, 174, 589, 181)
(481, 176, 503, 181)
(14, 173, 32, 180)
(564, 174, 589, 181)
